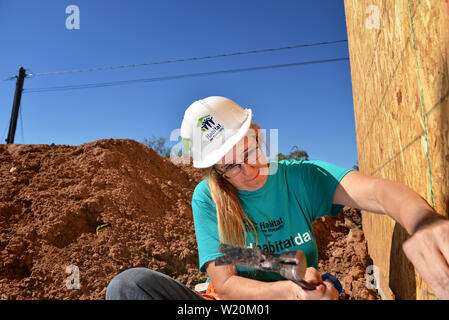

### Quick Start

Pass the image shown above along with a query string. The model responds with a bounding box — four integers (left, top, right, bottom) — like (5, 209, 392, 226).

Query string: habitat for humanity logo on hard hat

(196, 114, 224, 142)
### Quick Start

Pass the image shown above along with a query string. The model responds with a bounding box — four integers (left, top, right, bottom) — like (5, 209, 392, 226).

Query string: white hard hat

(180, 96, 252, 168)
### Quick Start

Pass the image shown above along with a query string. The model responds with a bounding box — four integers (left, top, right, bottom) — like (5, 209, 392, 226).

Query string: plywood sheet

(344, 0, 449, 300)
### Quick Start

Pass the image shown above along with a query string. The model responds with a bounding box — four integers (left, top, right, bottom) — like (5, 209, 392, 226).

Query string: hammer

(215, 243, 342, 294)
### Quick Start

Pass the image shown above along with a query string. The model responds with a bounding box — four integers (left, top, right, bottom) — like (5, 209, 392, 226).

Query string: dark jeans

(105, 267, 206, 300)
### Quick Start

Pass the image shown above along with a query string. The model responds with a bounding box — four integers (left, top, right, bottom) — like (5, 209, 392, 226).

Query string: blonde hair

(206, 123, 265, 247)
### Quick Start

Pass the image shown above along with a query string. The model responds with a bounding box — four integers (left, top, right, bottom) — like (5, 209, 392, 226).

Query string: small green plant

(96, 223, 110, 235)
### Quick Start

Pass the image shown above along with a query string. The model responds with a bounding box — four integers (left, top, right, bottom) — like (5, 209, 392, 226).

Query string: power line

(7, 39, 347, 80)
(23, 57, 349, 94)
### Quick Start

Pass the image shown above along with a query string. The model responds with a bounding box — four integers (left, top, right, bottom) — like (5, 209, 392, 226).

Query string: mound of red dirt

(0, 139, 380, 300)
(313, 208, 380, 299)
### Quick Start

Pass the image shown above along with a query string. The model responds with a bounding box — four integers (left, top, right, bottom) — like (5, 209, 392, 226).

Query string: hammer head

(275, 250, 307, 281)
(215, 243, 315, 290)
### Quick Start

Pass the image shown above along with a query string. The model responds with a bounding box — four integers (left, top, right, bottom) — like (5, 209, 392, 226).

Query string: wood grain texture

(344, 0, 449, 300)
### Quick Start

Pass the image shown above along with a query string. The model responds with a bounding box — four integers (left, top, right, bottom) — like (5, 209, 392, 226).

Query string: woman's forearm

(218, 275, 294, 300)
(375, 179, 442, 235)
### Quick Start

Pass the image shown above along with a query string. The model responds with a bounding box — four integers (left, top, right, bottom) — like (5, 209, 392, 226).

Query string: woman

(106, 96, 449, 300)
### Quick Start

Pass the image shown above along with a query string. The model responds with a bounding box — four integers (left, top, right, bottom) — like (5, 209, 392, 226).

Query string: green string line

(407, 0, 435, 209)
(408, 3, 438, 301)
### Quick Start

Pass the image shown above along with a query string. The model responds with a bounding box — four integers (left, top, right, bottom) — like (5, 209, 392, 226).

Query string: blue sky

(0, 0, 358, 169)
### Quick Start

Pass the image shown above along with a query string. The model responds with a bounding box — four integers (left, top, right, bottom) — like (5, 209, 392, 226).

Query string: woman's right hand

(290, 267, 339, 300)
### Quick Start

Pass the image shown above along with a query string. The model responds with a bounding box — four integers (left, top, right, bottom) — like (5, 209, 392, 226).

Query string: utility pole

(6, 66, 26, 144)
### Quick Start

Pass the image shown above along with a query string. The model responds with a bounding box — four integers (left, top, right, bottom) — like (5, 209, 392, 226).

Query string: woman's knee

(105, 267, 157, 300)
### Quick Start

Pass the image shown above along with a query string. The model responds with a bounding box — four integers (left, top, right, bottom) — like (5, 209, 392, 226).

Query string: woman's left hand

(402, 215, 449, 299)
(293, 267, 339, 300)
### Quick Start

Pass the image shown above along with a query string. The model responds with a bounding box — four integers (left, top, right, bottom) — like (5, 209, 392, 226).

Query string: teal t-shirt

(191, 159, 353, 282)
